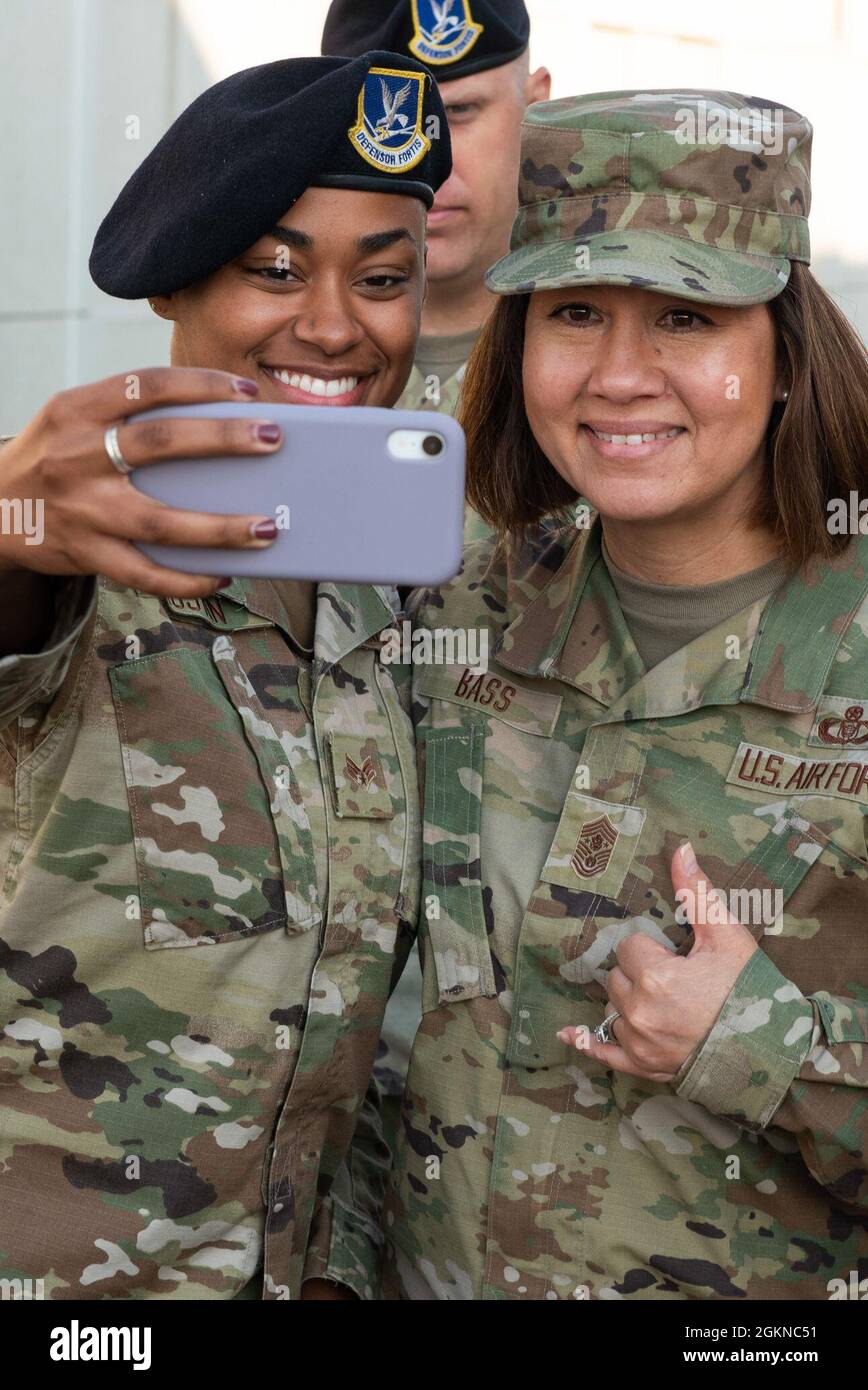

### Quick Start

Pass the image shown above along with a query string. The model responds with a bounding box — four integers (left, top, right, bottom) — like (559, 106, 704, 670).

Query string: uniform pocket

(110, 647, 290, 949)
(420, 724, 496, 1009)
(736, 807, 868, 1018)
(326, 733, 394, 820)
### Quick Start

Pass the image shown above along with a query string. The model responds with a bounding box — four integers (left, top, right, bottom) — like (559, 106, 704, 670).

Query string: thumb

(671, 841, 742, 950)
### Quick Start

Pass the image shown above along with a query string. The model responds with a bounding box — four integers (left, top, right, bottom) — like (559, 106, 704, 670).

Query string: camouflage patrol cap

(486, 90, 812, 307)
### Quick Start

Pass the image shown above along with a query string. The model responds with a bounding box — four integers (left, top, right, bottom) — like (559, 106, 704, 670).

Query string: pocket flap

(814, 992, 868, 1044)
(327, 733, 394, 819)
(110, 647, 293, 947)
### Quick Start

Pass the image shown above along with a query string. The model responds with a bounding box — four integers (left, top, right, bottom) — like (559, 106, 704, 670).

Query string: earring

(781, 389, 790, 401)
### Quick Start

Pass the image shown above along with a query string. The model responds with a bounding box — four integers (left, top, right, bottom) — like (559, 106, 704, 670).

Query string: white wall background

(1, 0, 865, 434)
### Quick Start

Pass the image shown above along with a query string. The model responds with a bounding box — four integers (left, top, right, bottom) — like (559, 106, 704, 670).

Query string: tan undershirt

(602, 541, 790, 671)
(413, 328, 481, 385)
(270, 578, 317, 654)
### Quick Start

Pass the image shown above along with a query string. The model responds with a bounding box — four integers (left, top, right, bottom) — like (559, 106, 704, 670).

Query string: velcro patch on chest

(727, 741, 868, 803)
(327, 732, 394, 819)
(571, 813, 620, 877)
(417, 663, 562, 736)
(164, 595, 271, 633)
(808, 695, 868, 748)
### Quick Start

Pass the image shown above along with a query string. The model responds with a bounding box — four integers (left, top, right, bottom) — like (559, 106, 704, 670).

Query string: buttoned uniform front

(382, 516, 868, 1300)
(377, 355, 487, 1142)
(0, 570, 420, 1299)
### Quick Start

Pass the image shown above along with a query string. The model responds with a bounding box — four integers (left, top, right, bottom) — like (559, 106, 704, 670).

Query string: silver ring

(594, 1010, 621, 1045)
(104, 424, 133, 475)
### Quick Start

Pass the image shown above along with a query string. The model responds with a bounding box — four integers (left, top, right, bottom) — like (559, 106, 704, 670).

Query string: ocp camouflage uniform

(377, 359, 488, 1143)
(397, 364, 489, 545)
(383, 518, 868, 1299)
(0, 573, 420, 1299)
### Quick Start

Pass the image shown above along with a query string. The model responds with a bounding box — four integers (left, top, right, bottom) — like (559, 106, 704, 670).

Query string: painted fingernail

(250, 520, 278, 541)
(681, 840, 699, 875)
(234, 377, 259, 396)
(216, 578, 233, 589)
(256, 423, 281, 444)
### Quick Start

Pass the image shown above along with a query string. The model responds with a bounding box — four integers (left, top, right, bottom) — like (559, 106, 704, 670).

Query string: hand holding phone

(0, 367, 284, 598)
(129, 403, 466, 585)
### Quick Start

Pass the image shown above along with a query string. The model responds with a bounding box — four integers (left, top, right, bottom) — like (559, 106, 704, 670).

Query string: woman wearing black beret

(0, 54, 448, 1300)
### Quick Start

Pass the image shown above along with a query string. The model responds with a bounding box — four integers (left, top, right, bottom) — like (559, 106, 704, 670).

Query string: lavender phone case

(128, 403, 465, 585)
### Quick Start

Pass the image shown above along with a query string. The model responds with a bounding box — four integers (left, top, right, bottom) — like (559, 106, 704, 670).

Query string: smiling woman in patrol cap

(0, 54, 449, 1301)
(384, 90, 868, 1301)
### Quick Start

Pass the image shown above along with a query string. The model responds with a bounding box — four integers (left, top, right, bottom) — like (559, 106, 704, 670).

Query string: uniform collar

(493, 516, 868, 717)
(312, 582, 402, 667)
(493, 518, 638, 699)
(219, 578, 401, 667)
(742, 530, 868, 711)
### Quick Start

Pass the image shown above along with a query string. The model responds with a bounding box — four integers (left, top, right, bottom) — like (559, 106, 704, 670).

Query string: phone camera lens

(423, 434, 444, 456)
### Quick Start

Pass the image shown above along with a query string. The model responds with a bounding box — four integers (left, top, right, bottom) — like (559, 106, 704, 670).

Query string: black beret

(322, 0, 530, 81)
(90, 51, 451, 300)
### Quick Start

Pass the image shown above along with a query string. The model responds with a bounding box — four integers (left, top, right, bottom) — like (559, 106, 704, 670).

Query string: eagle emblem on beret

(349, 66, 431, 172)
(409, 0, 484, 65)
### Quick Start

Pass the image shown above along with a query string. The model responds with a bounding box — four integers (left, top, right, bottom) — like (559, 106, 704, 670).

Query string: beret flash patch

(349, 66, 431, 171)
(409, 0, 484, 65)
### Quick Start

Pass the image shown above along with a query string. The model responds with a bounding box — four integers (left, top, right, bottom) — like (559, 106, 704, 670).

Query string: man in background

(321, 0, 550, 1156)
(322, 0, 550, 543)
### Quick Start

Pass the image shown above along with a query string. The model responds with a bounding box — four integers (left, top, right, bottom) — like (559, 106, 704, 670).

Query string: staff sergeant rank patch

(727, 741, 868, 803)
(349, 66, 431, 172)
(409, 0, 484, 65)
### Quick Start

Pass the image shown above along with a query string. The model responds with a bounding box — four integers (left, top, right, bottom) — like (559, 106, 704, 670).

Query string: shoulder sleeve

(0, 576, 97, 730)
(405, 532, 505, 629)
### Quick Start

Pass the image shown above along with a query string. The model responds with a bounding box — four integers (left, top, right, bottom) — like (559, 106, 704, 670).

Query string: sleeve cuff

(674, 948, 816, 1128)
(302, 1191, 384, 1301)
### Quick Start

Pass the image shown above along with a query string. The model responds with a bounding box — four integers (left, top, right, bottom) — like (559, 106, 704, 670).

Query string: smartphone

(128, 403, 466, 585)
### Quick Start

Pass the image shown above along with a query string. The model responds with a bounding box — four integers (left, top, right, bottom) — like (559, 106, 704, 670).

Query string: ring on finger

(594, 1010, 621, 1045)
(104, 423, 133, 475)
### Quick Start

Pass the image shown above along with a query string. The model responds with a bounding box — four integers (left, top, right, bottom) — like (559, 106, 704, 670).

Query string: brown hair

(461, 263, 868, 569)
